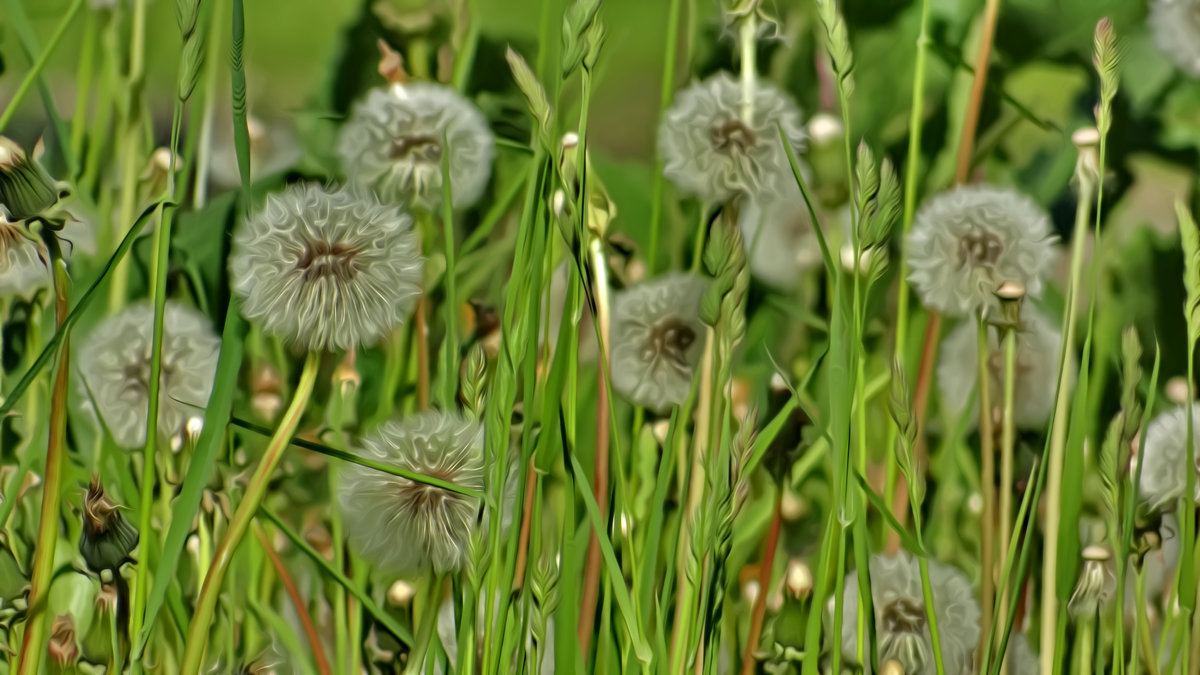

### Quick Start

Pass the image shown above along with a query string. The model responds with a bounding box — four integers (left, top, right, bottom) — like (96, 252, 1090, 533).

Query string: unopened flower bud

(387, 580, 416, 607)
(994, 279, 1026, 327)
(48, 614, 79, 668)
(808, 112, 843, 147)
(880, 660, 906, 675)
(79, 476, 139, 574)
(785, 559, 813, 598)
(0, 136, 64, 222)
(1166, 376, 1191, 405)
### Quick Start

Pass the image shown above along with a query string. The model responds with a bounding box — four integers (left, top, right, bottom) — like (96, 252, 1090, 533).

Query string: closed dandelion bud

(387, 580, 416, 607)
(338, 82, 495, 211)
(79, 476, 139, 574)
(1166, 376, 1191, 405)
(1137, 404, 1200, 511)
(907, 184, 1057, 317)
(880, 660, 906, 675)
(738, 173, 824, 288)
(47, 614, 79, 669)
(658, 72, 806, 203)
(251, 363, 284, 422)
(610, 273, 708, 412)
(836, 552, 980, 675)
(937, 305, 1069, 430)
(1068, 545, 1116, 617)
(785, 559, 813, 599)
(0, 137, 64, 222)
(339, 411, 486, 575)
(994, 279, 1026, 328)
(229, 183, 423, 352)
(77, 302, 220, 449)
(1149, 0, 1200, 77)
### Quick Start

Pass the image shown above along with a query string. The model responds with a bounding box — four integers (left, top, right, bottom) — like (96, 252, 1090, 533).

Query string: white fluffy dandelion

(338, 82, 495, 211)
(229, 183, 422, 352)
(907, 185, 1057, 317)
(77, 302, 220, 449)
(837, 552, 980, 675)
(1137, 403, 1200, 511)
(610, 273, 709, 412)
(1149, 0, 1200, 77)
(339, 411, 485, 576)
(738, 173, 824, 288)
(658, 72, 806, 203)
(937, 306, 1069, 430)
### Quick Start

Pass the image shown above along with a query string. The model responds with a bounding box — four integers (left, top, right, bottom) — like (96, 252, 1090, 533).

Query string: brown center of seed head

(397, 465, 458, 515)
(711, 119, 756, 155)
(297, 240, 361, 282)
(83, 479, 118, 535)
(958, 230, 1004, 267)
(389, 134, 443, 163)
(646, 318, 697, 367)
(122, 352, 175, 396)
(882, 597, 927, 634)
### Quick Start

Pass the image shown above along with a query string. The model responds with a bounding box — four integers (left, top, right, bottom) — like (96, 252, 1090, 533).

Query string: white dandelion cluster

(338, 82, 495, 211)
(229, 182, 423, 353)
(837, 552, 980, 675)
(77, 301, 220, 450)
(658, 72, 806, 203)
(937, 306, 1069, 430)
(908, 184, 1057, 317)
(738, 169, 824, 288)
(338, 411, 486, 576)
(1149, 0, 1200, 77)
(610, 273, 709, 412)
(1136, 403, 1200, 511)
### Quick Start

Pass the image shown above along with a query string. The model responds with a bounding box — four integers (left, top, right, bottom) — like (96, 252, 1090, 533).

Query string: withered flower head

(0, 137, 65, 222)
(79, 476, 139, 574)
(48, 613, 79, 668)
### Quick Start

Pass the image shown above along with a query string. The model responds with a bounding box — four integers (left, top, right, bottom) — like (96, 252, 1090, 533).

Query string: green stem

(14, 244, 71, 675)
(647, 0, 682, 273)
(977, 313, 997, 671)
(404, 575, 448, 675)
(0, 0, 85, 134)
(996, 320, 1017, 674)
(178, 351, 321, 675)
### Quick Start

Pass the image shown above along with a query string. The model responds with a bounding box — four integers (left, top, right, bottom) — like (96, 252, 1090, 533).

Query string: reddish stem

(577, 369, 611, 656)
(512, 459, 538, 591)
(254, 523, 332, 675)
(740, 493, 784, 675)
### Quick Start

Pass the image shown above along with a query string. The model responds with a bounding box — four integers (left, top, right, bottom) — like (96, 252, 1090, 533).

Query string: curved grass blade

(231, 0, 252, 208)
(0, 200, 171, 417)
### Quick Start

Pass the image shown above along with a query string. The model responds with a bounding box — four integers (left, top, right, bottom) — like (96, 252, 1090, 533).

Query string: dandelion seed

(937, 305, 1068, 430)
(338, 82, 495, 210)
(339, 411, 486, 576)
(658, 72, 806, 203)
(1068, 545, 1116, 617)
(229, 183, 423, 352)
(1149, 0, 1200, 77)
(77, 301, 220, 450)
(1136, 403, 1200, 511)
(610, 273, 709, 412)
(837, 551, 980, 675)
(738, 175, 824, 288)
(907, 184, 1057, 317)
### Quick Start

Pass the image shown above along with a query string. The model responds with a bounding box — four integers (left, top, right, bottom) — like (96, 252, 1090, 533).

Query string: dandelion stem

(404, 574, 448, 675)
(997, 320, 1018, 675)
(253, 522, 332, 675)
(417, 298, 431, 411)
(14, 241, 71, 675)
(738, 11, 757, 123)
(179, 350, 321, 675)
(740, 491, 782, 675)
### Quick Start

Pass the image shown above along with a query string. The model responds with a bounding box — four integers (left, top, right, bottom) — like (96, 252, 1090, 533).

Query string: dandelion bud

(79, 476, 139, 574)
(0, 137, 63, 222)
(994, 279, 1026, 327)
(387, 580, 416, 607)
(1068, 545, 1116, 617)
(610, 273, 709, 411)
(807, 112, 843, 147)
(333, 355, 361, 399)
(1072, 127, 1102, 188)
(251, 363, 284, 422)
(1166, 376, 1192, 405)
(48, 614, 79, 668)
(785, 559, 813, 598)
(338, 82, 495, 210)
(141, 147, 180, 194)
(1149, 0, 1200, 77)
(880, 660, 906, 675)
(780, 489, 804, 521)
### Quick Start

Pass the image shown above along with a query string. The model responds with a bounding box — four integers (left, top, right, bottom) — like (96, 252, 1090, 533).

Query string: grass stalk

(648, 0, 682, 273)
(404, 575, 448, 675)
(996, 317, 1018, 674)
(13, 247, 71, 675)
(0, 0, 85, 134)
(178, 351, 321, 675)
(976, 313, 997, 669)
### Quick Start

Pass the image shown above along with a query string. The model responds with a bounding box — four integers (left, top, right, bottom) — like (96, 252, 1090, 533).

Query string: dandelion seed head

(229, 183, 422, 352)
(937, 306, 1068, 430)
(77, 302, 220, 450)
(610, 273, 709, 412)
(907, 184, 1057, 317)
(738, 174, 823, 288)
(1150, 0, 1200, 77)
(338, 82, 495, 210)
(1137, 403, 1200, 511)
(658, 72, 806, 202)
(838, 552, 980, 675)
(339, 411, 485, 576)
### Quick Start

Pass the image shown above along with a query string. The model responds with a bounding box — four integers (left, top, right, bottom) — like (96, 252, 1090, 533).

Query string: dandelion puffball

(937, 306, 1069, 430)
(229, 183, 423, 352)
(907, 184, 1056, 317)
(339, 411, 485, 576)
(610, 273, 709, 412)
(77, 302, 220, 449)
(1149, 0, 1200, 77)
(1137, 403, 1200, 511)
(837, 552, 980, 675)
(338, 82, 495, 211)
(738, 174, 823, 288)
(658, 72, 806, 203)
